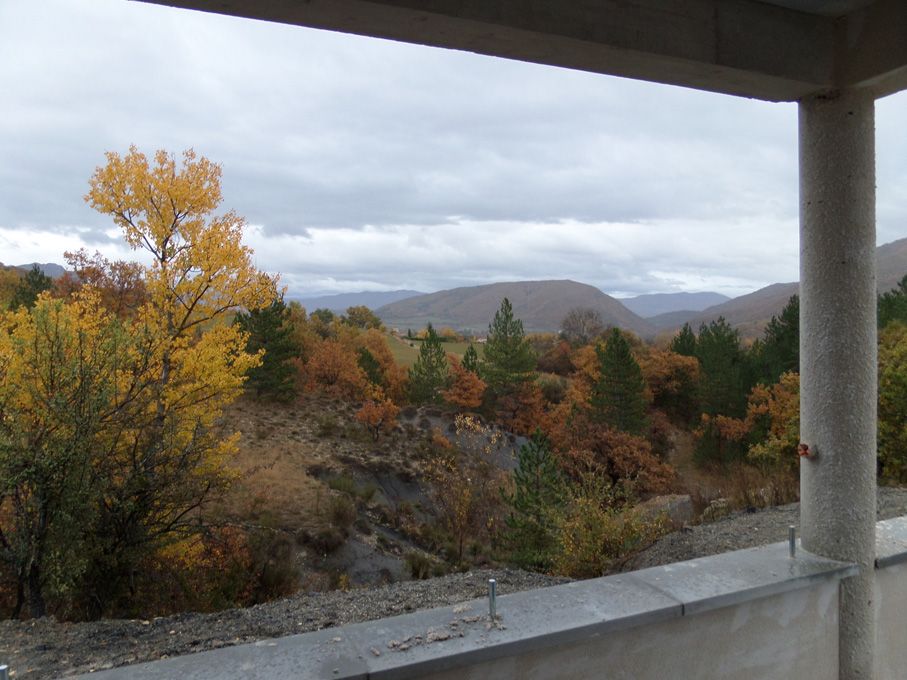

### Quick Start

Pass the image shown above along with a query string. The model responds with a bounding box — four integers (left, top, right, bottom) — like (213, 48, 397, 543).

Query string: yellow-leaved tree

(0, 148, 275, 619)
(0, 290, 127, 618)
(78, 146, 276, 616)
(0, 147, 276, 620)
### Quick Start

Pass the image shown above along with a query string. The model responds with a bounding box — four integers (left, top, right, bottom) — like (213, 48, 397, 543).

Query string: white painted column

(799, 89, 877, 680)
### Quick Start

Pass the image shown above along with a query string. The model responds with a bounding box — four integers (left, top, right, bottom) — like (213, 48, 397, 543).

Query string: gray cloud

(0, 0, 904, 296)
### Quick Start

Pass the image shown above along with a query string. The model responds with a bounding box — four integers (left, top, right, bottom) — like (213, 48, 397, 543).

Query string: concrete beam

(839, 0, 907, 98)
(799, 88, 877, 680)
(137, 0, 837, 101)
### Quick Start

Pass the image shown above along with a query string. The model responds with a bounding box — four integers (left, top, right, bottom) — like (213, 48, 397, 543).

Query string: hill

(377, 280, 654, 337)
(16, 262, 66, 278)
(670, 236, 907, 337)
(620, 291, 729, 318)
(293, 290, 423, 313)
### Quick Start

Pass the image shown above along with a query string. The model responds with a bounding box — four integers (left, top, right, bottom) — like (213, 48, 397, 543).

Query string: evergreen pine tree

(694, 317, 750, 463)
(590, 328, 647, 435)
(234, 297, 300, 402)
(8, 264, 52, 310)
(756, 294, 799, 384)
(357, 347, 383, 387)
(462, 343, 480, 373)
(670, 322, 697, 357)
(879, 274, 907, 329)
(408, 323, 448, 403)
(502, 430, 565, 570)
(481, 297, 536, 397)
(695, 317, 747, 418)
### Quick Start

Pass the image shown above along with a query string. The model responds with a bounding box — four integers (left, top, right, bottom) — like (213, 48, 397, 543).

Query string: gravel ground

(0, 569, 566, 679)
(625, 485, 907, 570)
(6, 487, 907, 679)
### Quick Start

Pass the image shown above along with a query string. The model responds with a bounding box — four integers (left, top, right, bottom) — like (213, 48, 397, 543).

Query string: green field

(386, 334, 483, 368)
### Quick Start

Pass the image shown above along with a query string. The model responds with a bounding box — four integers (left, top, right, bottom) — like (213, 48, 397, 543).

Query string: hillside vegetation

(3, 146, 907, 636)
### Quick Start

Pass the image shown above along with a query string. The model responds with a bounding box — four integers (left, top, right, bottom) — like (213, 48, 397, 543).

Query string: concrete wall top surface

(78, 539, 857, 680)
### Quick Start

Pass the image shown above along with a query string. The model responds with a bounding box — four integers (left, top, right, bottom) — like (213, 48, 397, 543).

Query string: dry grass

(208, 392, 426, 537)
(210, 398, 350, 534)
(386, 333, 483, 368)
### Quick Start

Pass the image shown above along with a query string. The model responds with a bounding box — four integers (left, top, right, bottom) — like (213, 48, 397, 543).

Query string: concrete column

(799, 89, 877, 680)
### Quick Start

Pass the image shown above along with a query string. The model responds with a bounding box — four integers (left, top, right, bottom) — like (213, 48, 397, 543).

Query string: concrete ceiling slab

(135, 0, 907, 101)
(759, 0, 876, 17)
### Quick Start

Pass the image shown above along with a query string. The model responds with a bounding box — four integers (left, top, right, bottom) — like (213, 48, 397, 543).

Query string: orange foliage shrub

(443, 355, 486, 410)
(638, 348, 700, 421)
(548, 408, 674, 498)
(302, 339, 368, 400)
(356, 394, 400, 440)
(356, 328, 408, 403)
(536, 340, 575, 376)
(496, 381, 547, 436)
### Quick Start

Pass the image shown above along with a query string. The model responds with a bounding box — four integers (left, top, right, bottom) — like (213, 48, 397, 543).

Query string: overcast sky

(2, 0, 906, 299)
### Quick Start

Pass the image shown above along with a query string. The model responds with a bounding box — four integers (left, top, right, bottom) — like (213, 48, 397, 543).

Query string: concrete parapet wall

(79, 516, 907, 680)
(80, 540, 856, 680)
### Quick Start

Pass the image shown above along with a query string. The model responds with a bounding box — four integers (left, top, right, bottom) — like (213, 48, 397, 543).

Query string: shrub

(405, 551, 435, 580)
(328, 494, 357, 531)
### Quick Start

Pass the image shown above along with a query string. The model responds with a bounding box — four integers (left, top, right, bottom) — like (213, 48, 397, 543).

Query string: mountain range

(293, 290, 423, 313)
(619, 291, 730, 318)
(377, 280, 654, 336)
(11, 262, 67, 278)
(7, 236, 905, 338)
(376, 236, 907, 338)
(657, 236, 907, 336)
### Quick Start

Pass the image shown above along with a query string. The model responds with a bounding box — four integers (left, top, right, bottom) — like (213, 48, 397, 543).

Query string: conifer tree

(879, 274, 907, 329)
(357, 347, 384, 387)
(670, 322, 697, 357)
(590, 328, 647, 435)
(755, 294, 799, 384)
(408, 323, 448, 403)
(234, 297, 300, 402)
(694, 317, 750, 463)
(481, 297, 535, 397)
(8, 264, 52, 310)
(696, 317, 747, 418)
(502, 430, 565, 570)
(462, 343, 480, 373)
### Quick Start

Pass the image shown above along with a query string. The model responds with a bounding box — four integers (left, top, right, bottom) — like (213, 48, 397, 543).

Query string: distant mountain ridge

(620, 291, 730, 318)
(377, 280, 654, 336)
(661, 236, 907, 337)
(293, 290, 424, 313)
(16, 262, 67, 278)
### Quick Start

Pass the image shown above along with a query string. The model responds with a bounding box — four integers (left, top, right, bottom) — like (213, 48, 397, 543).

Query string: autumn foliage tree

(356, 393, 400, 440)
(303, 339, 368, 400)
(78, 146, 275, 614)
(638, 347, 700, 423)
(443, 354, 486, 410)
(744, 371, 800, 473)
(58, 249, 147, 318)
(879, 323, 907, 480)
(0, 291, 124, 617)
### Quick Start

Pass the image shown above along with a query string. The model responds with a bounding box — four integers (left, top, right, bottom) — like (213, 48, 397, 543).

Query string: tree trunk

(27, 561, 46, 618)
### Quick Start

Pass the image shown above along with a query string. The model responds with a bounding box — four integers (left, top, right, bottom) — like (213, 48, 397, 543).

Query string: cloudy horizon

(2, 0, 906, 299)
